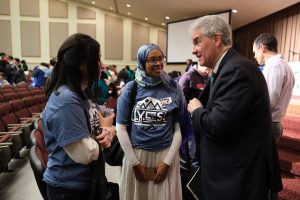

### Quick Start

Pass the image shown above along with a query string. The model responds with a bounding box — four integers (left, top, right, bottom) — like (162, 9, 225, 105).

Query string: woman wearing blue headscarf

(116, 44, 183, 200)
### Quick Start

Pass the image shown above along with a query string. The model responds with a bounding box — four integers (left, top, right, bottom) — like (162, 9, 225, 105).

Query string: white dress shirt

(263, 54, 295, 122)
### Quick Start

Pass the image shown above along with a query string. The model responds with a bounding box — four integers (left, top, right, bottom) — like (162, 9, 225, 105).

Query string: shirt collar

(265, 54, 282, 66)
(212, 49, 229, 75)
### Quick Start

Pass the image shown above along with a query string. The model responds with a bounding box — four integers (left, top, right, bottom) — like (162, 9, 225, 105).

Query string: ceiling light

(161, 23, 165, 26)
(232, 9, 237, 13)
(91, 1, 95, 4)
(128, 12, 131, 15)
(110, 7, 113, 10)
(145, 17, 148, 21)
(126, 4, 131, 8)
(165, 16, 170, 20)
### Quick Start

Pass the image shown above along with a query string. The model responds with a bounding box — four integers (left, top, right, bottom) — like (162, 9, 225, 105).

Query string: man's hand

(188, 98, 203, 114)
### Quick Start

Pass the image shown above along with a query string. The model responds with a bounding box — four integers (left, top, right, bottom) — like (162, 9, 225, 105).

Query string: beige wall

(0, 0, 170, 71)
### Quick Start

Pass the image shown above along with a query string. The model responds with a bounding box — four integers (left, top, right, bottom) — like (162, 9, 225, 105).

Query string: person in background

(31, 62, 49, 87)
(185, 58, 193, 72)
(42, 33, 116, 200)
(105, 82, 119, 109)
(11, 64, 26, 85)
(0, 72, 10, 86)
(125, 65, 135, 81)
(21, 59, 28, 71)
(187, 15, 282, 200)
(108, 64, 118, 83)
(116, 44, 184, 200)
(44, 58, 57, 82)
(179, 64, 210, 170)
(253, 33, 295, 144)
(95, 70, 109, 105)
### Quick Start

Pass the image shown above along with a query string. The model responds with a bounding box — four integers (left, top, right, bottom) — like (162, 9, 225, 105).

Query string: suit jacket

(192, 48, 282, 200)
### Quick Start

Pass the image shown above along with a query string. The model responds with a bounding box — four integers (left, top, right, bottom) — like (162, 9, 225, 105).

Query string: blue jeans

(47, 184, 89, 200)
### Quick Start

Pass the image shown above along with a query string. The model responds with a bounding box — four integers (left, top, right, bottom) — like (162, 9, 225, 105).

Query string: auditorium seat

(23, 96, 42, 117)
(0, 120, 23, 159)
(3, 92, 20, 102)
(0, 134, 12, 173)
(15, 87, 29, 93)
(35, 94, 47, 110)
(0, 102, 31, 147)
(0, 94, 5, 103)
(17, 91, 32, 99)
(10, 99, 37, 127)
(29, 118, 48, 200)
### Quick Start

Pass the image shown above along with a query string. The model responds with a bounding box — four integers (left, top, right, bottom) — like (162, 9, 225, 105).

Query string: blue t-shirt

(42, 86, 91, 189)
(117, 81, 181, 151)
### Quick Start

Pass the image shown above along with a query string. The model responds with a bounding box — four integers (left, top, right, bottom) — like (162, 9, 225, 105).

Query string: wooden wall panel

(77, 6, 96, 19)
(21, 21, 40, 57)
(20, 0, 39, 17)
(77, 23, 96, 39)
(49, 0, 68, 18)
(0, 20, 12, 54)
(158, 30, 167, 56)
(131, 23, 149, 60)
(0, 0, 10, 15)
(105, 15, 123, 60)
(49, 22, 68, 57)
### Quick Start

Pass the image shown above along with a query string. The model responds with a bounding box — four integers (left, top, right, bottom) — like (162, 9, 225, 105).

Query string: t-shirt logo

(133, 97, 168, 126)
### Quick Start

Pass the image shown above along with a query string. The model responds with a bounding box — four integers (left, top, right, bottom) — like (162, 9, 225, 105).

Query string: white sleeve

(63, 137, 99, 165)
(116, 123, 140, 167)
(163, 122, 182, 166)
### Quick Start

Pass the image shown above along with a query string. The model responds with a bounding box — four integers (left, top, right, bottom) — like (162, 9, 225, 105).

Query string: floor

(0, 148, 121, 200)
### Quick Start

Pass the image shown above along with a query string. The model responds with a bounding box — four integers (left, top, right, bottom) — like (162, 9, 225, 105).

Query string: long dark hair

(46, 33, 100, 101)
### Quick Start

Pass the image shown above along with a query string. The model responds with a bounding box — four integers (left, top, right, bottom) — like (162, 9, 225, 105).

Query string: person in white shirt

(253, 33, 295, 144)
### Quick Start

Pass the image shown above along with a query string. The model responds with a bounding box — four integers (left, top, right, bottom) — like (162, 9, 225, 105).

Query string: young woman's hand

(153, 161, 169, 184)
(95, 129, 111, 148)
(133, 163, 148, 182)
(98, 111, 115, 127)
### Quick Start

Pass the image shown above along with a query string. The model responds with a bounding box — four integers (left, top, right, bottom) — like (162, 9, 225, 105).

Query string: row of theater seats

(0, 84, 46, 177)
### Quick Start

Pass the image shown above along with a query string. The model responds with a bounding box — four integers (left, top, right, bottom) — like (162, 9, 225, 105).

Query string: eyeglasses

(146, 56, 165, 64)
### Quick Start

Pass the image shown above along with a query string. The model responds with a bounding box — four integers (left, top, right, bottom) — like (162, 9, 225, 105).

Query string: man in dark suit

(187, 15, 282, 200)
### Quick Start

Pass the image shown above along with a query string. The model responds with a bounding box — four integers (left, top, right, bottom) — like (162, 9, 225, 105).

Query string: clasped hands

(133, 161, 169, 184)
(95, 111, 116, 149)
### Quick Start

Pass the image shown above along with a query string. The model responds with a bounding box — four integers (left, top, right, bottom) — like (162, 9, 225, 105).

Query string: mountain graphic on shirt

(138, 99, 163, 110)
(133, 97, 167, 126)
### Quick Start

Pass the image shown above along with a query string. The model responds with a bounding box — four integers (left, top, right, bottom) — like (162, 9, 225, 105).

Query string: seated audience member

(31, 63, 49, 87)
(0, 72, 10, 86)
(44, 58, 57, 82)
(11, 64, 26, 85)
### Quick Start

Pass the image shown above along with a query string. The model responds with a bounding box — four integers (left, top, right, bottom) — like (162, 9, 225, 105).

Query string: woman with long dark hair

(43, 33, 115, 200)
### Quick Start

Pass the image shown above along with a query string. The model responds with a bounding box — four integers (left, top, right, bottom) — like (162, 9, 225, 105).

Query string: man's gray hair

(189, 15, 232, 46)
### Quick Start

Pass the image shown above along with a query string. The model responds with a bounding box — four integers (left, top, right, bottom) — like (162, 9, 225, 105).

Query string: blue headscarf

(135, 44, 172, 89)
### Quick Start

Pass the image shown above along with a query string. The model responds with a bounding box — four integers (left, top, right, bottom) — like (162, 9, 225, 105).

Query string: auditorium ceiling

(74, 0, 299, 30)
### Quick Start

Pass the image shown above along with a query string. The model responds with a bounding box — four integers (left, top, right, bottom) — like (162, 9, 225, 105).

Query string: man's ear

(214, 33, 222, 46)
(260, 44, 267, 52)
